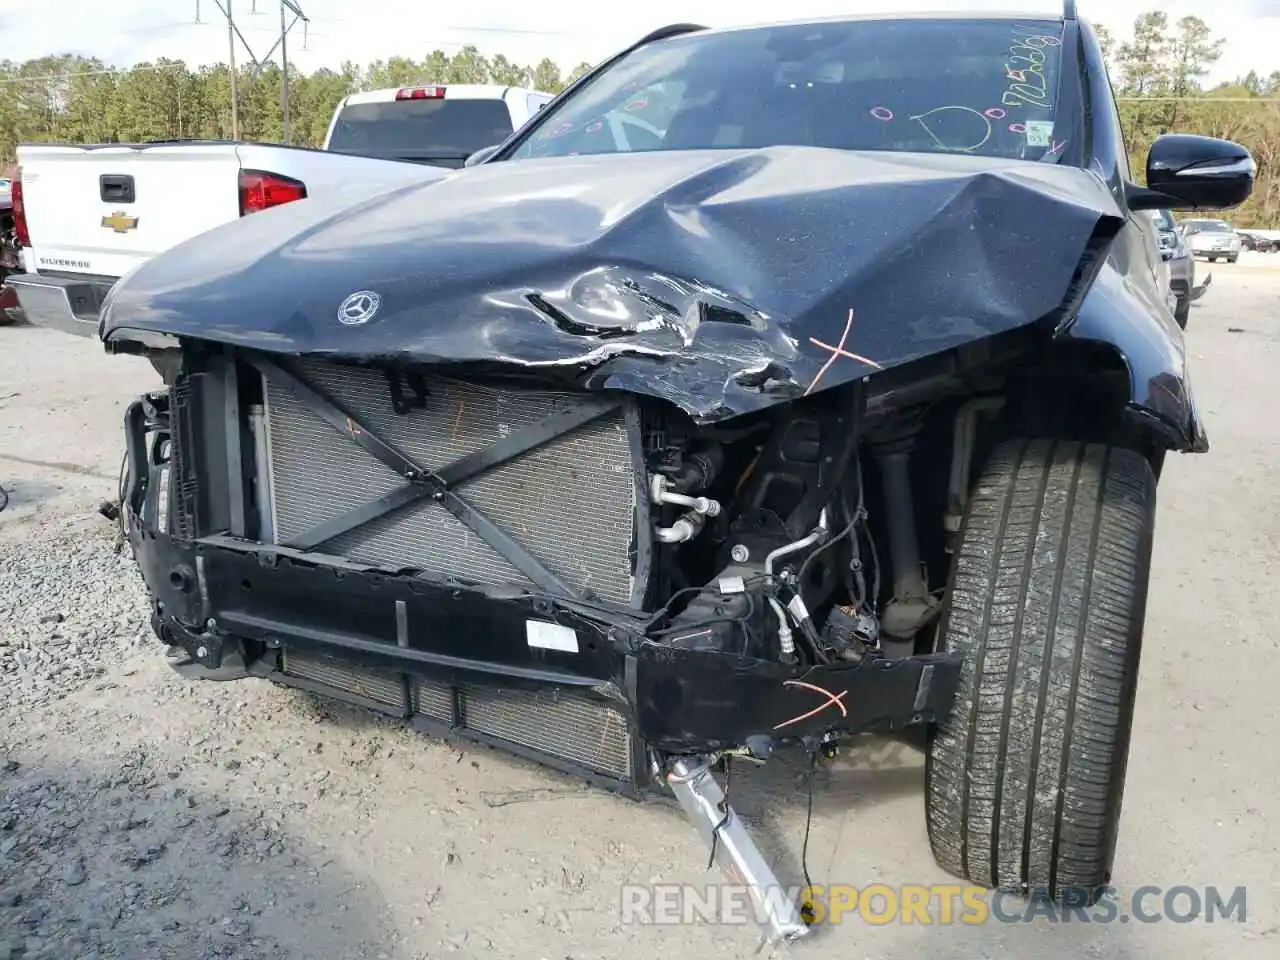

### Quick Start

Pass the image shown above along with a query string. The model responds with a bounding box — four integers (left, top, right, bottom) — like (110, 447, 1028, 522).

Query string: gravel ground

(0, 519, 148, 710)
(1, 263, 1278, 959)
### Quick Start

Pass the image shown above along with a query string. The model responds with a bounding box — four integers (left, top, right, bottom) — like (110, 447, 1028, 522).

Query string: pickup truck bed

(10, 141, 447, 337)
(10, 83, 556, 341)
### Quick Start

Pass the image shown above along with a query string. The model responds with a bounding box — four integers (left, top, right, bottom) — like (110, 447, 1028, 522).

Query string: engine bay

(641, 387, 962, 672)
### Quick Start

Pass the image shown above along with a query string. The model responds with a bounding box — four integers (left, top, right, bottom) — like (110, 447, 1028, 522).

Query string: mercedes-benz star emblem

(338, 290, 382, 326)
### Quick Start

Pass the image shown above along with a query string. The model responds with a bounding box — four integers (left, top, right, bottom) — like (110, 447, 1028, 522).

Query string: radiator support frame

(246, 351, 642, 604)
(132, 523, 962, 794)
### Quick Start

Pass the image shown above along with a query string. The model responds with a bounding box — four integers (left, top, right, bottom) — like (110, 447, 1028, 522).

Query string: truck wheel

(925, 439, 1156, 902)
(1173, 295, 1190, 329)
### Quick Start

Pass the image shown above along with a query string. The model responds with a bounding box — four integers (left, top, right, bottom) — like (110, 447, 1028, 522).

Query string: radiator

(261, 359, 641, 604)
(279, 648, 638, 784)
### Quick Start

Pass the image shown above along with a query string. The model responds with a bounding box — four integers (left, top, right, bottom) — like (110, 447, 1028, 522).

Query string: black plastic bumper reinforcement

(132, 523, 963, 756)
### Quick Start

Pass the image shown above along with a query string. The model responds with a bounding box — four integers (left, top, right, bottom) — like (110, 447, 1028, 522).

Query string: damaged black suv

(99, 2, 1252, 946)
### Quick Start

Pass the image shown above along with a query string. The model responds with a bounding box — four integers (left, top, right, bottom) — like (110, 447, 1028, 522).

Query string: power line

(300, 16, 592, 37)
(0, 16, 601, 80)
(0, 64, 192, 86)
(0, 31, 546, 86)
(5, 15, 591, 48)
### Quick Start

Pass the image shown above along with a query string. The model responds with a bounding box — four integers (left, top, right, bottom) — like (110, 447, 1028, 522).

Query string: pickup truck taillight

(396, 86, 445, 100)
(239, 169, 308, 216)
(11, 167, 30, 246)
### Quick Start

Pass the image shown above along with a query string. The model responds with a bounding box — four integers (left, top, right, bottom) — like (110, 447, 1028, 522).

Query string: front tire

(925, 439, 1156, 901)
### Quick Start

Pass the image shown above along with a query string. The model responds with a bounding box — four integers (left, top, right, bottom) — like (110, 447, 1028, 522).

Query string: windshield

(328, 99, 515, 166)
(510, 18, 1068, 162)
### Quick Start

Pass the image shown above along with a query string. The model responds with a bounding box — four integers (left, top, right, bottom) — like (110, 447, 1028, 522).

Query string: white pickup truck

(9, 83, 554, 338)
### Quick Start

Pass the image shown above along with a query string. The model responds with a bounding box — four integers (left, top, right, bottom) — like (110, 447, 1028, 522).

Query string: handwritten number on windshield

(888, 27, 1060, 151)
(1004, 86, 1050, 108)
(1002, 30, 1058, 111)
(1010, 23, 1062, 45)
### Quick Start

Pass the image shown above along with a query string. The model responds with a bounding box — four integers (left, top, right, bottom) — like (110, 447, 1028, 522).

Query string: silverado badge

(101, 211, 139, 234)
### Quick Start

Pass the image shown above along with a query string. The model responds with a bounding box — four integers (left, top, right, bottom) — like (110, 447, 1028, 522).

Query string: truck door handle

(100, 174, 136, 204)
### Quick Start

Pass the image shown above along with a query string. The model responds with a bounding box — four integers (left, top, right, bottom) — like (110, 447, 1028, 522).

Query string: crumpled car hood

(101, 146, 1124, 422)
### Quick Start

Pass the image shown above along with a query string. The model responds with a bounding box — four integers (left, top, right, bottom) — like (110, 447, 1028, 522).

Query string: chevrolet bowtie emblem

(101, 211, 139, 233)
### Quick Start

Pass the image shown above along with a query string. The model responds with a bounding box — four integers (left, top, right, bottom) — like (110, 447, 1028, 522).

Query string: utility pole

(279, 1, 291, 142)
(274, 2, 310, 143)
(227, 0, 239, 139)
(198, 0, 307, 142)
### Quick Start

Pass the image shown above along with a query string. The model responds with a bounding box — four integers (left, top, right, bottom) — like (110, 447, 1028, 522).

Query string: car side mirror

(464, 144, 501, 168)
(1127, 134, 1255, 212)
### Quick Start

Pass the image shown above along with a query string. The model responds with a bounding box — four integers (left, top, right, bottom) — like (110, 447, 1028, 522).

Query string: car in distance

(1237, 229, 1277, 253)
(1151, 208, 1206, 328)
(1182, 217, 1242, 262)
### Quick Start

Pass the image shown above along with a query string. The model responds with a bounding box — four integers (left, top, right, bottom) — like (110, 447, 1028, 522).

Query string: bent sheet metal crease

(100, 145, 1124, 423)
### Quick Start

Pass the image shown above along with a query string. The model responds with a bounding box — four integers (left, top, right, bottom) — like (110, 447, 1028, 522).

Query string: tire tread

(926, 438, 1155, 897)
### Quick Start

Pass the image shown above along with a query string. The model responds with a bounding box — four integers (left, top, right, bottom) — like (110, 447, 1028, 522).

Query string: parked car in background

(1151, 208, 1208, 328)
(0, 174, 20, 323)
(1237, 229, 1277, 252)
(324, 83, 554, 168)
(6, 83, 552, 352)
(1182, 217, 1242, 262)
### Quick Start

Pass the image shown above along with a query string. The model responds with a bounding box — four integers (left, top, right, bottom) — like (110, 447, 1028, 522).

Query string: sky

(1, 0, 1277, 85)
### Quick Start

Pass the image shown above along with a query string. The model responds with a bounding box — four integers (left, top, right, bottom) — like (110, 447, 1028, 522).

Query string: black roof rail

(1064, 1, 1077, 19)
(636, 23, 709, 46)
